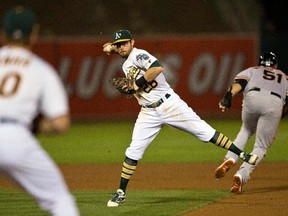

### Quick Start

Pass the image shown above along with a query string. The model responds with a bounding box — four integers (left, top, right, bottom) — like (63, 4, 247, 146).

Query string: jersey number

(0, 73, 21, 97)
(263, 70, 283, 83)
(143, 80, 158, 93)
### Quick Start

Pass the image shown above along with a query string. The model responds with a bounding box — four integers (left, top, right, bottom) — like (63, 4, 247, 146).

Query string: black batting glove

(281, 97, 288, 119)
(219, 91, 232, 112)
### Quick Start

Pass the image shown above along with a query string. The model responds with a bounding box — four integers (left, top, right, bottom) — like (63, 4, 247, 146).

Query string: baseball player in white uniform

(214, 52, 288, 193)
(0, 7, 80, 216)
(103, 29, 258, 207)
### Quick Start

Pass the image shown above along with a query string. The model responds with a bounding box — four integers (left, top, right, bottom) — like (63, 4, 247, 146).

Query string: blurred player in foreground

(103, 29, 258, 207)
(0, 6, 80, 216)
(214, 52, 288, 193)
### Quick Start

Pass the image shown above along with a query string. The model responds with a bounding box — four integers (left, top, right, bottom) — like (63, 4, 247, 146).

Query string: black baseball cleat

(239, 152, 258, 165)
(107, 189, 126, 207)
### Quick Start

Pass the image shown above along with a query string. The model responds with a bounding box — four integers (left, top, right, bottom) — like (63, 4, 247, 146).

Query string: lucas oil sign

(33, 35, 257, 119)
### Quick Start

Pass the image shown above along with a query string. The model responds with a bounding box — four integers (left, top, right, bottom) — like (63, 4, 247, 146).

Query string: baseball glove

(111, 77, 137, 95)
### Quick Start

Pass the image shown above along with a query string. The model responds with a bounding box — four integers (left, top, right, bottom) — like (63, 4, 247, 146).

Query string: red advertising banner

(32, 35, 258, 119)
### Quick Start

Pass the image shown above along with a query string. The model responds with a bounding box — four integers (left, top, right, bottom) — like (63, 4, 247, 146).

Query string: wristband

(135, 76, 147, 87)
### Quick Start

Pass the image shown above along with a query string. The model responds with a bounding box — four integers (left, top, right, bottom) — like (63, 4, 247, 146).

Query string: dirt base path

(1, 163, 288, 216)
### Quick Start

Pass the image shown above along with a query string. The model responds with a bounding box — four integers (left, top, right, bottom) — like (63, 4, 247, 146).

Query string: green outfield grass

(1, 118, 288, 216)
(0, 189, 229, 216)
(38, 118, 288, 164)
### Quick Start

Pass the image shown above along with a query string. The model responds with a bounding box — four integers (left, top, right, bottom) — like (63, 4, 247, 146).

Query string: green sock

(119, 157, 138, 192)
(210, 131, 242, 156)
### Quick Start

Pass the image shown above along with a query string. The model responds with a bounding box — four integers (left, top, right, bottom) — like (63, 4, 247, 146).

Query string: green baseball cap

(3, 6, 36, 39)
(112, 29, 132, 45)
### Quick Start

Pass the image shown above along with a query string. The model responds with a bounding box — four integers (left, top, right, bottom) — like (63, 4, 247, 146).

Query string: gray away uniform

(224, 65, 288, 185)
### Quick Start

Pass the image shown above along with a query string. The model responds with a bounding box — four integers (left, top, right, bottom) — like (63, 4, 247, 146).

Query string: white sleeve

(40, 68, 69, 118)
(135, 50, 158, 69)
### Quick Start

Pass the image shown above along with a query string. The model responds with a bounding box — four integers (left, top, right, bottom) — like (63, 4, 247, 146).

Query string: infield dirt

(1, 163, 288, 216)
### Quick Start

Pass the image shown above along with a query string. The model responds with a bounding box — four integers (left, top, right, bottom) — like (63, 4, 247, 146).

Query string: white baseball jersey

(0, 46, 79, 216)
(0, 46, 68, 127)
(121, 47, 216, 160)
(122, 48, 171, 106)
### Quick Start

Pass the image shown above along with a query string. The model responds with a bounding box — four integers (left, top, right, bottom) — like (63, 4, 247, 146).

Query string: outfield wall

(32, 35, 258, 119)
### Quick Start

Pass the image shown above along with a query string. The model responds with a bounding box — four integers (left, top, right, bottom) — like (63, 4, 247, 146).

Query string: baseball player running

(0, 7, 80, 216)
(214, 52, 288, 193)
(103, 29, 258, 207)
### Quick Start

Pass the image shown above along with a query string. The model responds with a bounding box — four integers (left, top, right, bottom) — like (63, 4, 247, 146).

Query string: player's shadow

(142, 196, 217, 204)
(244, 185, 288, 194)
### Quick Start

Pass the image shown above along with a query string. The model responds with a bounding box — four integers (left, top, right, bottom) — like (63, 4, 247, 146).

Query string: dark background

(1, 0, 288, 72)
